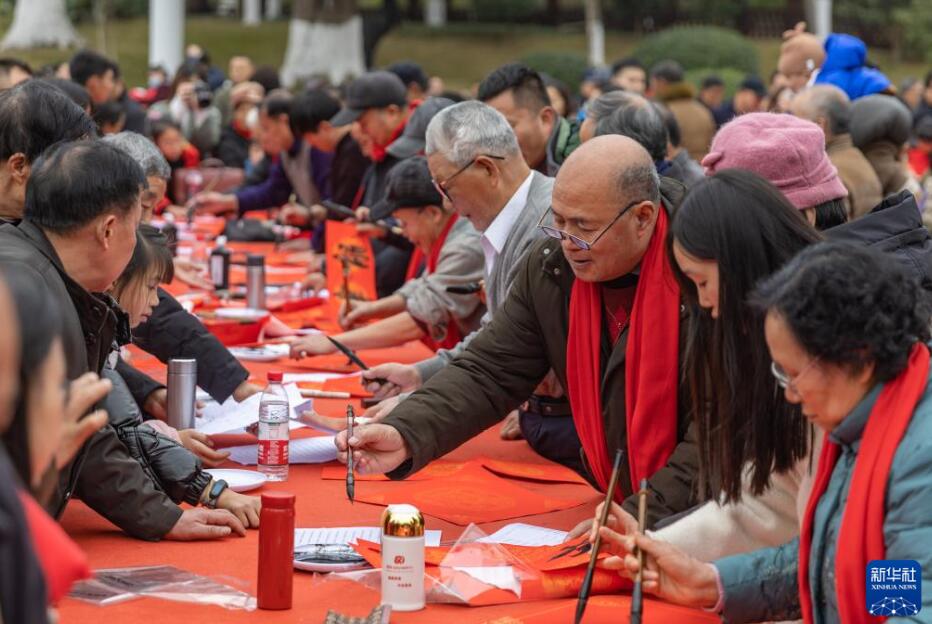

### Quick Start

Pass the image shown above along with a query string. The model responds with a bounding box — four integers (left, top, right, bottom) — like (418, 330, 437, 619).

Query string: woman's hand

(287, 334, 337, 359)
(339, 300, 374, 330)
(618, 532, 721, 609)
(215, 490, 261, 529)
(178, 429, 230, 467)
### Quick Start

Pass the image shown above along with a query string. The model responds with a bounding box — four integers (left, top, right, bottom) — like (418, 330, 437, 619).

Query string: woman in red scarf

(602, 242, 932, 622)
(289, 157, 486, 360)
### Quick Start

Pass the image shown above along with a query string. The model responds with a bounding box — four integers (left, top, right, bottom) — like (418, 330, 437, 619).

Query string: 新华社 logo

(866, 560, 921, 616)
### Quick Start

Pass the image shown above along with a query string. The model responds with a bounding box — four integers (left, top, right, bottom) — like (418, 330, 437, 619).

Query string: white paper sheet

(294, 527, 442, 549)
(195, 383, 308, 435)
(281, 372, 351, 384)
(226, 436, 338, 465)
(478, 523, 568, 547)
(228, 343, 291, 361)
(451, 566, 522, 596)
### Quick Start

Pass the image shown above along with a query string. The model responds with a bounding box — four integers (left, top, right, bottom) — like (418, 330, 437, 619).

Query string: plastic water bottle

(258, 371, 289, 481)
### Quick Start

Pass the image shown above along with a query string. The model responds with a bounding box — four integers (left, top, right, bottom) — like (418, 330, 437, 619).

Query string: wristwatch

(204, 479, 229, 509)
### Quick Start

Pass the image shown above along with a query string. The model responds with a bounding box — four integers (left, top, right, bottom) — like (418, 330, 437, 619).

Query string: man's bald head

(557, 134, 660, 207)
(552, 135, 662, 282)
(791, 85, 850, 141)
(0, 273, 19, 432)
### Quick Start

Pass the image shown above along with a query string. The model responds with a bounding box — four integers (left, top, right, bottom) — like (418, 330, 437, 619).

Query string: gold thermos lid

(381, 504, 424, 538)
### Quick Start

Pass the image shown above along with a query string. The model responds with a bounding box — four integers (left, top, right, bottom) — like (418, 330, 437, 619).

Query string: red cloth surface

(58, 241, 717, 623)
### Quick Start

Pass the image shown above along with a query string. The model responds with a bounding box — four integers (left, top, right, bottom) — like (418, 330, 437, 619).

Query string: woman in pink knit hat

(701, 112, 849, 230)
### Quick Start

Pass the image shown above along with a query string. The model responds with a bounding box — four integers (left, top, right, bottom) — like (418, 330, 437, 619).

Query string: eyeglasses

(432, 154, 505, 202)
(771, 357, 820, 395)
(537, 198, 645, 251)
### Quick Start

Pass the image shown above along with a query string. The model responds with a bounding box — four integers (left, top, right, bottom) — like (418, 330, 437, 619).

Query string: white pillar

(149, 0, 184, 76)
(243, 0, 261, 25)
(265, 0, 282, 20)
(425, 0, 446, 28)
(812, 0, 832, 40)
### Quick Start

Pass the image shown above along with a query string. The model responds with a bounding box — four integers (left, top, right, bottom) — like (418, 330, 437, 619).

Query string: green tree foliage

(633, 25, 759, 76)
(521, 50, 588, 89)
(895, 0, 932, 63)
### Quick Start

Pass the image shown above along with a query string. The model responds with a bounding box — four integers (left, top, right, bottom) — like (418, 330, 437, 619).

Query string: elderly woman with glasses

(608, 242, 932, 623)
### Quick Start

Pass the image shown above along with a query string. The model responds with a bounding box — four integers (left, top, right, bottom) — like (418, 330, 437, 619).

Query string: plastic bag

(311, 524, 542, 606)
(69, 565, 256, 611)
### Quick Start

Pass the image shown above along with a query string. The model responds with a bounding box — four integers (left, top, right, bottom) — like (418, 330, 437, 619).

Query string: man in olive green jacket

(337, 135, 702, 527)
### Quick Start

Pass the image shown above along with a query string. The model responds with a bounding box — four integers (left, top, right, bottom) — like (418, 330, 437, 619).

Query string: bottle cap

(261, 492, 295, 509)
(167, 358, 197, 374)
(267, 371, 283, 383)
(215, 235, 227, 247)
(381, 504, 424, 537)
(247, 253, 265, 267)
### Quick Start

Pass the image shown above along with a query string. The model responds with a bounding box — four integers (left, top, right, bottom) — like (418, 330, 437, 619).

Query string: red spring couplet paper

(320, 459, 468, 482)
(352, 466, 590, 525)
(350, 539, 629, 607)
(325, 220, 377, 314)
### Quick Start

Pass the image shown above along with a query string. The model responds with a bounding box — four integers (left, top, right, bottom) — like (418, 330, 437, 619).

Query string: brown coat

(863, 140, 910, 198)
(657, 83, 716, 162)
(826, 134, 884, 219)
(381, 178, 704, 528)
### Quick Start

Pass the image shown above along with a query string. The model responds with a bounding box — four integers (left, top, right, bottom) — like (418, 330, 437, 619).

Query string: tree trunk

(1, 0, 82, 50)
(584, 0, 605, 67)
(424, 0, 446, 27)
(546, 0, 561, 25)
(150, 0, 184, 76)
(265, 0, 283, 20)
(243, 0, 262, 25)
(280, 0, 366, 87)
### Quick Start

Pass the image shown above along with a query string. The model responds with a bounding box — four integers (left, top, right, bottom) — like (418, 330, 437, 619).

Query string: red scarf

(368, 100, 421, 164)
(406, 214, 464, 351)
(232, 118, 253, 140)
(799, 342, 929, 624)
(565, 207, 680, 494)
(18, 490, 90, 604)
(181, 143, 201, 169)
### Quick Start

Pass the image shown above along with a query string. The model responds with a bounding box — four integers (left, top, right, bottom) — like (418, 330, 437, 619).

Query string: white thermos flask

(380, 504, 426, 611)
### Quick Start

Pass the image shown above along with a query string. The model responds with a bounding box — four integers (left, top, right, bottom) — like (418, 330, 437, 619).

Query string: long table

(56, 240, 718, 623)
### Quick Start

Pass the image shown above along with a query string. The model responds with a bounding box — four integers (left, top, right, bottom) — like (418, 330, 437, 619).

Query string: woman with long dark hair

(584, 169, 823, 560)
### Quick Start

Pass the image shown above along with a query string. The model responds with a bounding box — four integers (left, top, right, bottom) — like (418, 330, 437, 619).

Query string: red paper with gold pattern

(325, 220, 376, 313)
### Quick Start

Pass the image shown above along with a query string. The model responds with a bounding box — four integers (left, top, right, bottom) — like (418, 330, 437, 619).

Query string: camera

(194, 80, 213, 108)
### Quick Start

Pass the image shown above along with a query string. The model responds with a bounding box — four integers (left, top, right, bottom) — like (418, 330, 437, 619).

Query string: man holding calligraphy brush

(335, 134, 705, 527)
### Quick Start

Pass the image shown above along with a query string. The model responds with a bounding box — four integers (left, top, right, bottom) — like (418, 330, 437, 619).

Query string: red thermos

(257, 492, 295, 610)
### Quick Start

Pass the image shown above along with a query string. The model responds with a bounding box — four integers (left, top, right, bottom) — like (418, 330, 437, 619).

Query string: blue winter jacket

(815, 33, 891, 100)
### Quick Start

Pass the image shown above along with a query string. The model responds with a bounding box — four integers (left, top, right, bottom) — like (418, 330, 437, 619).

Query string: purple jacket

(236, 140, 332, 215)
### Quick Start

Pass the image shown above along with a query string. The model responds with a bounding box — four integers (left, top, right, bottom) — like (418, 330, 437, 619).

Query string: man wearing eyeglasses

(339, 134, 703, 528)
(356, 101, 583, 472)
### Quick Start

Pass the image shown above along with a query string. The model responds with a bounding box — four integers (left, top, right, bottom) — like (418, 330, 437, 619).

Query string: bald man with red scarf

(336, 136, 702, 527)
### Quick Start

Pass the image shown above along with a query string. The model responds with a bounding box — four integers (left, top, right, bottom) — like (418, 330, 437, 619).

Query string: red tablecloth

(56, 242, 718, 624)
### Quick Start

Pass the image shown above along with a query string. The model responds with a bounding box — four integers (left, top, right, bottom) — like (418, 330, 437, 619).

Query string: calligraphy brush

(324, 336, 388, 387)
(575, 448, 624, 624)
(630, 479, 649, 624)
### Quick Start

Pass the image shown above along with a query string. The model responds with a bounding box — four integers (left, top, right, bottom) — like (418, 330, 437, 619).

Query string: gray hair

(587, 90, 640, 125)
(800, 85, 851, 136)
(425, 100, 521, 167)
(594, 95, 668, 163)
(103, 131, 171, 180)
(617, 161, 661, 205)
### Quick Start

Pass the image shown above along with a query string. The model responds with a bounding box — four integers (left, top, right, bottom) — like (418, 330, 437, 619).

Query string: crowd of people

(0, 20, 931, 623)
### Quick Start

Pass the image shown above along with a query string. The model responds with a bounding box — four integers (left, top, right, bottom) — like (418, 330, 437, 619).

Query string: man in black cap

(332, 70, 417, 297)
(289, 156, 485, 360)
